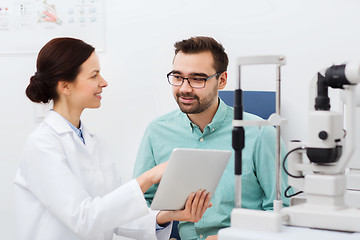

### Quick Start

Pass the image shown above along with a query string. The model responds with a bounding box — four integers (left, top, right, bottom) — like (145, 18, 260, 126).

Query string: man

(133, 36, 289, 239)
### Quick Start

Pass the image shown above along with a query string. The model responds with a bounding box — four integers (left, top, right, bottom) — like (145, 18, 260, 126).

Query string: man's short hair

(174, 36, 229, 74)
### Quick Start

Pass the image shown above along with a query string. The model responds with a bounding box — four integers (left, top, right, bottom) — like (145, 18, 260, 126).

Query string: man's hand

(156, 190, 212, 225)
(205, 235, 218, 240)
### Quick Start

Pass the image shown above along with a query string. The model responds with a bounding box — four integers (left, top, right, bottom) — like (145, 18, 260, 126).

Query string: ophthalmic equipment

(282, 62, 360, 232)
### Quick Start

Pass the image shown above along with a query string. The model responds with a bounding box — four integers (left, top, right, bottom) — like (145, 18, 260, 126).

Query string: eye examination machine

(219, 56, 360, 239)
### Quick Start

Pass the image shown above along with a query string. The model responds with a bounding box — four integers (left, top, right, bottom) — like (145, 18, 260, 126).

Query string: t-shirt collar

(186, 98, 228, 133)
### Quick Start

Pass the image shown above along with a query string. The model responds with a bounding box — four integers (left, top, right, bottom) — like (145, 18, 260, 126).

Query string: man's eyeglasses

(167, 72, 221, 89)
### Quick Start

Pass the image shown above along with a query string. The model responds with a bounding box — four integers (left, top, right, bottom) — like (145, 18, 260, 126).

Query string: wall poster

(0, 0, 105, 53)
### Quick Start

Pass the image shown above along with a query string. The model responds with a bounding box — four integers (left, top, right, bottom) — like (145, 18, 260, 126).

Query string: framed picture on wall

(0, 0, 105, 53)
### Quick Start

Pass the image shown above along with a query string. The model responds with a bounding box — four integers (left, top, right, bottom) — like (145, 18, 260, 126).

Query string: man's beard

(175, 89, 217, 114)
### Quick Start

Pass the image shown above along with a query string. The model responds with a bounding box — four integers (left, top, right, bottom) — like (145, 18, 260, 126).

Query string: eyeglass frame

(166, 71, 222, 89)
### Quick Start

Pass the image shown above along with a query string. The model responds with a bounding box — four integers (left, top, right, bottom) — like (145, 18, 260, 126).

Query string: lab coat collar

(44, 111, 96, 154)
(45, 110, 94, 135)
(45, 110, 75, 134)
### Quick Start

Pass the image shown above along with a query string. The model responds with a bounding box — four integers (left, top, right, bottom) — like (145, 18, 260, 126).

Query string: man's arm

(133, 124, 158, 206)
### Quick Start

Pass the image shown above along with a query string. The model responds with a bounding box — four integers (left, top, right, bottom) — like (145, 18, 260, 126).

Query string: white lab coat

(14, 111, 171, 240)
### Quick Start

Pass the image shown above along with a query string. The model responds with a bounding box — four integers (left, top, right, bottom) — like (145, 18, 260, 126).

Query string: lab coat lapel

(82, 125, 96, 155)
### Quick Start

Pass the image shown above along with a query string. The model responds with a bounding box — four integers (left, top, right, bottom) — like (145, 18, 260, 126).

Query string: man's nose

(179, 79, 193, 92)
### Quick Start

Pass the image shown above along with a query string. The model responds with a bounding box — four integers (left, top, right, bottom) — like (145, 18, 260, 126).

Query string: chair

(219, 90, 275, 118)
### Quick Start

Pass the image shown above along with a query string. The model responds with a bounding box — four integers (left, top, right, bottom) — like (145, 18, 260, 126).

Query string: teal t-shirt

(133, 99, 290, 240)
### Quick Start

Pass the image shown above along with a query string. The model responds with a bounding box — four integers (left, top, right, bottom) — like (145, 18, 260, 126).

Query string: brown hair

(174, 36, 228, 74)
(26, 37, 95, 103)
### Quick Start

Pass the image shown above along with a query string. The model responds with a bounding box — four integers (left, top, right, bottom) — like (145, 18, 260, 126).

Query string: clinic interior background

(1, 0, 360, 239)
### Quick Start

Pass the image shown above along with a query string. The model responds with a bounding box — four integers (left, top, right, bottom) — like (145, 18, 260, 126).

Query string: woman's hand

(136, 162, 168, 193)
(147, 161, 168, 184)
(156, 190, 212, 225)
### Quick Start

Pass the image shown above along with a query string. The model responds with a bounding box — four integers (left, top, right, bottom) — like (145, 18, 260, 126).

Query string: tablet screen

(150, 148, 231, 210)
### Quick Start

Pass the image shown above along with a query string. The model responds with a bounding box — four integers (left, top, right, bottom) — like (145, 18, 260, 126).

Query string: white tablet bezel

(150, 148, 232, 210)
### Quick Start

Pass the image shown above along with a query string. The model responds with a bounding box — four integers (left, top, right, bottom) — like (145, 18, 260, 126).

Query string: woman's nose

(100, 76, 108, 87)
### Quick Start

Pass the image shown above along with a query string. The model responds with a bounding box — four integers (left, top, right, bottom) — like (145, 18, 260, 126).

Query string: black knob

(319, 131, 328, 140)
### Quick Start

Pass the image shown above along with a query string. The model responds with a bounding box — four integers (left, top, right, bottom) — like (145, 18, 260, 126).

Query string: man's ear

(218, 71, 227, 90)
(57, 81, 71, 96)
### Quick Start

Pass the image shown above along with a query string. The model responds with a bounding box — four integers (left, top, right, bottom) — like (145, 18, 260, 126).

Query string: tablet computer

(150, 148, 232, 210)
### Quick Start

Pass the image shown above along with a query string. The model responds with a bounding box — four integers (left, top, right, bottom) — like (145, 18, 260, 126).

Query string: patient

(133, 36, 290, 239)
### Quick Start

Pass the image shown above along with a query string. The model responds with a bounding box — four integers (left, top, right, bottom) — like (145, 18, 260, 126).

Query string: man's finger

(200, 193, 211, 217)
(195, 190, 207, 219)
(185, 192, 195, 212)
(191, 190, 202, 215)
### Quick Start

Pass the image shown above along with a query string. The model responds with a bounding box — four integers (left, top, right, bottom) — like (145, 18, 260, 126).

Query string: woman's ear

(57, 81, 71, 96)
(218, 71, 227, 90)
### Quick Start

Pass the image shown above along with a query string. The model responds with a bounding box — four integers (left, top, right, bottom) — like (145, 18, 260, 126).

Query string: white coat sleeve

(115, 210, 172, 240)
(21, 133, 150, 238)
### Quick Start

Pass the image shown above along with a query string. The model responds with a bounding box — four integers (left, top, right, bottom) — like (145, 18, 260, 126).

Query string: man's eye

(190, 77, 205, 82)
(173, 75, 182, 79)
(92, 74, 98, 79)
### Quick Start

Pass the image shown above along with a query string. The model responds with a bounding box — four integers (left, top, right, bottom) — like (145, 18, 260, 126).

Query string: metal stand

(231, 55, 287, 232)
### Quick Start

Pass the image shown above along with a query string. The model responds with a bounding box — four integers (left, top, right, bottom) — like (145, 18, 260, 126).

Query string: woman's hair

(26, 37, 95, 103)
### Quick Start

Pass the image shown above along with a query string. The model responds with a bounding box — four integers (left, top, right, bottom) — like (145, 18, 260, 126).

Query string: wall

(1, 0, 360, 239)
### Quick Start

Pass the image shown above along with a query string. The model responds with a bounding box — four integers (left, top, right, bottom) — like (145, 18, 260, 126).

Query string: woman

(14, 37, 211, 240)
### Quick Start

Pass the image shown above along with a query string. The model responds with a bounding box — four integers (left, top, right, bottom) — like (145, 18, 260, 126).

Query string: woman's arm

(136, 161, 168, 193)
(21, 133, 150, 238)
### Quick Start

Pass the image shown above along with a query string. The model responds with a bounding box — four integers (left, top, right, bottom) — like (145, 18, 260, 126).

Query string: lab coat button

(199, 138, 204, 142)
(200, 234, 204, 239)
